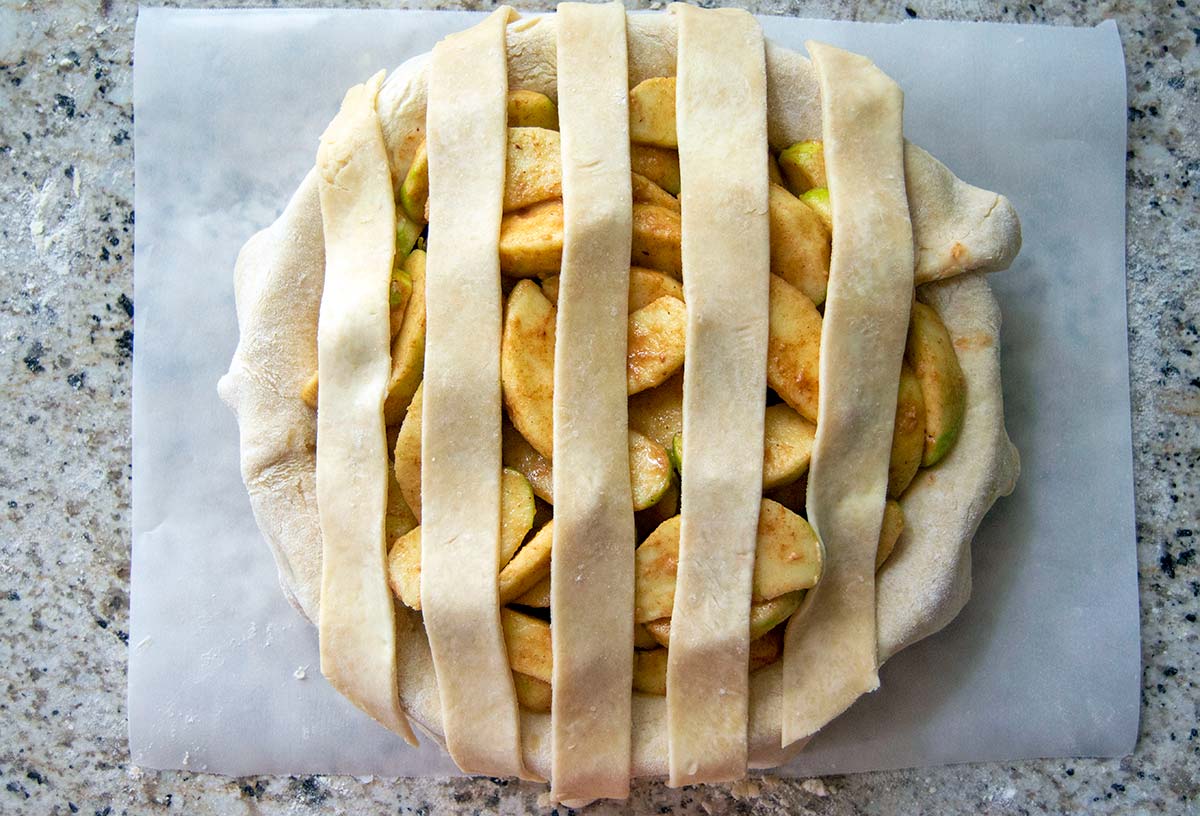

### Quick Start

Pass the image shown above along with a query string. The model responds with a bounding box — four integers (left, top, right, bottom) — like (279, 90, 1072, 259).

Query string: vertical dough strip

(550, 2, 636, 802)
(667, 4, 771, 787)
(420, 7, 533, 779)
(782, 41, 914, 745)
(314, 72, 416, 746)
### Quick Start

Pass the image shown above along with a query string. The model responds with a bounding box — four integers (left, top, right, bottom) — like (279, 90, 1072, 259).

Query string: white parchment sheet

(130, 9, 1136, 777)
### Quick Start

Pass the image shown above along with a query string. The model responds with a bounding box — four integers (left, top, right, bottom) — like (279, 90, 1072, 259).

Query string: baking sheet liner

(129, 8, 1136, 777)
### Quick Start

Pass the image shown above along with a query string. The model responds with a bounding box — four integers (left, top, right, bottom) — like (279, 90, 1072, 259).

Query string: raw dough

(314, 71, 416, 746)
(419, 7, 535, 780)
(549, 1, 636, 801)
(667, 3, 771, 786)
(783, 41, 914, 745)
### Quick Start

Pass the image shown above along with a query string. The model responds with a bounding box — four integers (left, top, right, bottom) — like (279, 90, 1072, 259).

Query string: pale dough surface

(667, 3, 770, 787)
(418, 7, 534, 780)
(549, 1, 636, 801)
(784, 41, 913, 745)
(313, 71, 415, 745)
(219, 12, 1022, 778)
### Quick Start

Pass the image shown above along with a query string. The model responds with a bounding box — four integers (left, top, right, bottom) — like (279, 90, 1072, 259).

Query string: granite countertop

(1, 0, 1196, 813)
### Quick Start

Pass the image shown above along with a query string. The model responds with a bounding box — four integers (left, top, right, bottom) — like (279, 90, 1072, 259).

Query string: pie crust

(217, 7, 1021, 784)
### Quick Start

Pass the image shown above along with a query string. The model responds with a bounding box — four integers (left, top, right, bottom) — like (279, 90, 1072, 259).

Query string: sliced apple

(627, 370, 683, 450)
(907, 301, 967, 466)
(877, 499, 904, 569)
(627, 295, 686, 394)
(501, 280, 557, 458)
(634, 501, 822, 623)
(386, 467, 535, 610)
(513, 574, 551, 608)
(634, 623, 660, 650)
(499, 199, 564, 278)
(399, 140, 429, 225)
(752, 499, 823, 602)
(629, 76, 677, 148)
(769, 183, 831, 306)
(749, 627, 784, 671)
(632, 648, 670, 695)
(513, 671, 552, 712)
(393, 383, 423, 520)
(762, 403, 816, 489)
(542, 267, 683, 312)
(505, 127, 563, 212)
(507, 90, 559, 130)
(383, 249, 427, 424)
(629, 430, 674, 510)
(386, 466, 418, 542)
(800, 187, 832, 232)
(888, 362, 926, 498)
(631, 203, 683, 277)
(499, 519, 553, 604)
(643, 591, 804, 648)
(632, 172, 680, 212)
(502, 608, 553, 683)
(630, 144, 681, 195)
(768, 152, 786, 187)
(778, 140, 827, 194)
(502, 422, 554, 503)
(766, 274, 822, 424)
(389, 266, 413, 338)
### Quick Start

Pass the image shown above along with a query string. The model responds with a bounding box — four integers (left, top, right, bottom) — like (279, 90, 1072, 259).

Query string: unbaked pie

(219, 3, 1020, 801)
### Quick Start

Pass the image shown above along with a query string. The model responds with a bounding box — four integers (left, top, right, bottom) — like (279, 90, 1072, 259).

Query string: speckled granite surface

(0, 0, 1195, 813)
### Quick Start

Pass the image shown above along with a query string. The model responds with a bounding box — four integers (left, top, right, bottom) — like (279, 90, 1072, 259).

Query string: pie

(218, 3, 1021, 801)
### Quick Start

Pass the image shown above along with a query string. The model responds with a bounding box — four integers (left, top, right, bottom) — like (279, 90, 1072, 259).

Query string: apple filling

(302, 78, 967, 712)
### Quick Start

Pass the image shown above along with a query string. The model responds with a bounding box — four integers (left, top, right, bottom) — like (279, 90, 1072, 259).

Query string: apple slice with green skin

(629, 76, 677, 148)
(512, 671, 552, 712)
(627, 295, 686, 394)
(386, 468, 536, 610)
(399, 141, 429, 225)
(799, 187, 832, 232)
(888, 362, 926, 498)
(507, 90, 558, 130)
(778, 140, 827, 194)
(630, 144, 681, 195)
(769, 183, 831, 306)
(907, 301, 967, 467)
(634, 500, 823, 623)
(767, 274, 823, 424)
(384, 249, 427, 425)
(502, 608, 553, 683)
(877, 499, 904, 569)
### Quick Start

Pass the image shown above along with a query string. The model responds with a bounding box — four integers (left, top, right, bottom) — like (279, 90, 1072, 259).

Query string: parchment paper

(129, 9, 1136, 777)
